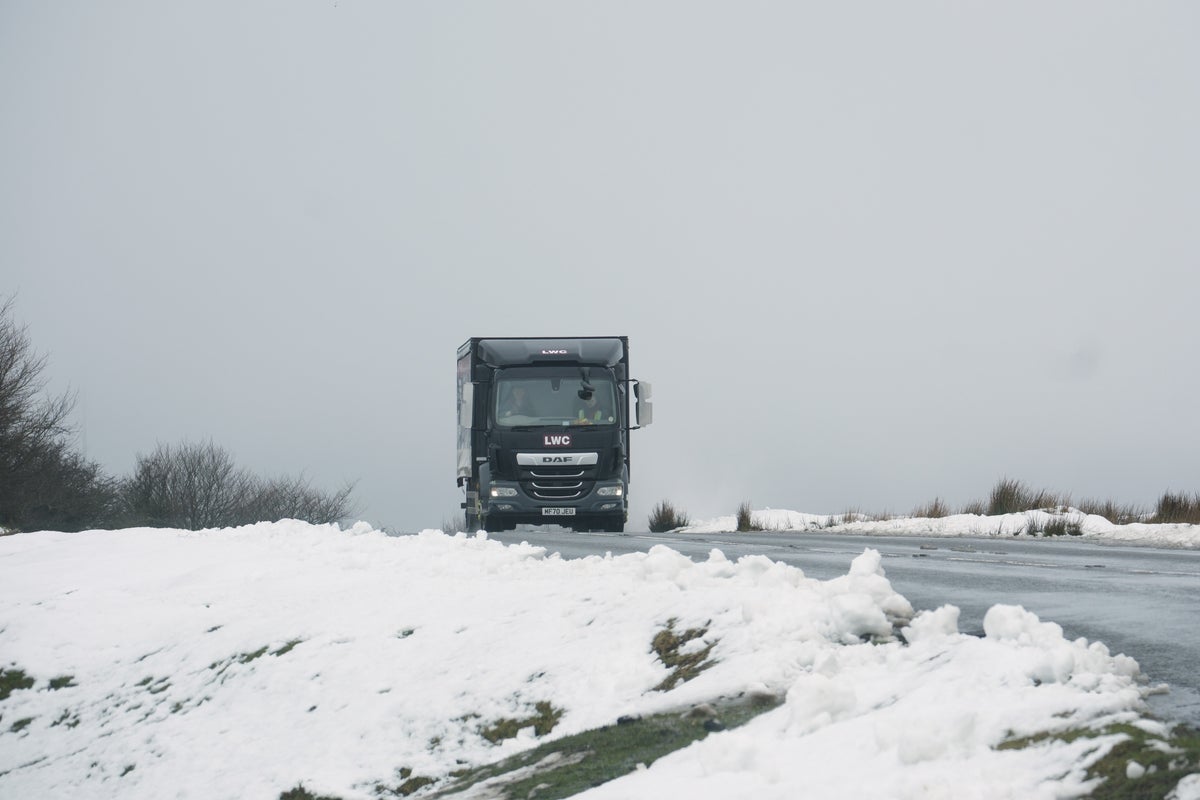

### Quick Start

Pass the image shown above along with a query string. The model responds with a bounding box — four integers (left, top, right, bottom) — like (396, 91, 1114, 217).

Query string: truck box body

(457, 337, 651, 533)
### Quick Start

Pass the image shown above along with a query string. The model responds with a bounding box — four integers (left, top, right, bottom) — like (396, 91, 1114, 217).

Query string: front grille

(520, 464, 595, 501)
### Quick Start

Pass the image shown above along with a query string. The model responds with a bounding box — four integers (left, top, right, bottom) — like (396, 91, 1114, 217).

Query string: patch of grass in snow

(290, 695, 784, 800)
(651, 619, 715, 691)
(428, 692, 782, 800)
(373, 767, 437, 797)
(51, 709, 81, 728)
(481, 701, 565, 744)
(0, 666, 36, 701)
(271, 639, 303, 657)
(1033, 517, 1083, 537)
(209, 639, 304, 675)
(281, 769, 438, 800)
(134, 675, 171, 695)
(280, 788, 343, 800)
(8, 716, 34, 733)
(48, 675, 76, 690)
(999, 721, 1200, 799)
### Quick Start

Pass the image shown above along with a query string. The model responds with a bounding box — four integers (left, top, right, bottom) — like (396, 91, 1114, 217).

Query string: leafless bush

(960, 500, 987, 516)
(736, 502, 762, 532)
(648, 500, 689, 533)
(1075, 498, 1145, 525)
(1151, 491, 1200, 524)
(246, 471, 356, 526)
(911, 497, 950, 519)
(987, 478, 1065, 515)
(120, 440, 354, 529)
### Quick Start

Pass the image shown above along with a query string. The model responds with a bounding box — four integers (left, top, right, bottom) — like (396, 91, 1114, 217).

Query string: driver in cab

(574, 391, 612, 425)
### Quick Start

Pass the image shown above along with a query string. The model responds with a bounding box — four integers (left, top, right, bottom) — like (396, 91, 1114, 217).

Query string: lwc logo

(543, 434, 572, 447)
(540, 349, 568, 355)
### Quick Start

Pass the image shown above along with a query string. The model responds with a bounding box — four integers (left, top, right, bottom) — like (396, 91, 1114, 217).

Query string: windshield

(495, 370, 618, 428)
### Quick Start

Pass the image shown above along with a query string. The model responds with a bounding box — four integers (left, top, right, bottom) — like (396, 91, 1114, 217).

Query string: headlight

(597, 485, 623, 497)
(490, 486, 518, 498)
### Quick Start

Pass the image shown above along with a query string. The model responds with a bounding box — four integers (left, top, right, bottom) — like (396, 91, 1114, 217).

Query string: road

(485, 527, 1200, 728)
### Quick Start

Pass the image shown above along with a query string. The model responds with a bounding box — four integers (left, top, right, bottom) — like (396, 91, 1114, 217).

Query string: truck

(457, 337, 652, 533)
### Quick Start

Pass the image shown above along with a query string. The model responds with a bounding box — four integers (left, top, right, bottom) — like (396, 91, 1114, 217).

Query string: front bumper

(484, 480, 627, 522)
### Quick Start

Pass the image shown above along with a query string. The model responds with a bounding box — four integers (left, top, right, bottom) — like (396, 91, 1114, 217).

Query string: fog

(3, 2, 1197, 531)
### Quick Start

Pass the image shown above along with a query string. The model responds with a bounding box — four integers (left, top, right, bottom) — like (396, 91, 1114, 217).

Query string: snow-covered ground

(1, 521, 1197, 799)
(680, 508, 1200, 549)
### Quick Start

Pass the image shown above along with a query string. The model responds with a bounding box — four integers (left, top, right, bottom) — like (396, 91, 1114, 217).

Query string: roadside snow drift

(681, 508, 1200, 549)
(0, 522, 1183, 799)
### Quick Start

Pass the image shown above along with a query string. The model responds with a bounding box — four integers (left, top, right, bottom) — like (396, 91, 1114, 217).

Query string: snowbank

(681, 508, 1200, 549)
(0, 522, 1190, 799)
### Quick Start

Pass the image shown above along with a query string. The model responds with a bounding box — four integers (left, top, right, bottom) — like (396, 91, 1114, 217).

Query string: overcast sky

(3, 2, 1198, 531)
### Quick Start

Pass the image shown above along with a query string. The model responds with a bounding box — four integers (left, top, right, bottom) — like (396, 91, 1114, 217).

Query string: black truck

(457, 337, 652, 533)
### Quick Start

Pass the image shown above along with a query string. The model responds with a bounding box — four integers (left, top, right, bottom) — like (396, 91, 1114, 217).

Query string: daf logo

(540, 349, 568, 355)
(543, 434, 571, 447)
(517, 451, 597, 466)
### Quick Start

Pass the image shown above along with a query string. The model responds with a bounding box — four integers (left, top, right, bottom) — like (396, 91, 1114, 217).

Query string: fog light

(597, 485, 623, 497)
(599, 503, 617, 511)
(494, 504, 515, 511)
(491, 486, 518, 498)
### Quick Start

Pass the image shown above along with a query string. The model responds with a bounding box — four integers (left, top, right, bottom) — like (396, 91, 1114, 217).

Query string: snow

(0, 520, 1195, 799)
(681, 507, 1200, 549)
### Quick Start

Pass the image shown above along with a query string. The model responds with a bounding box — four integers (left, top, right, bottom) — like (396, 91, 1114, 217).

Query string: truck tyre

(481, 515, 512, 533)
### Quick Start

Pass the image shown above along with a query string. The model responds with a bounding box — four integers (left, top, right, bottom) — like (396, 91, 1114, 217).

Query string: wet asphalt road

(483, 527, 1200, 727)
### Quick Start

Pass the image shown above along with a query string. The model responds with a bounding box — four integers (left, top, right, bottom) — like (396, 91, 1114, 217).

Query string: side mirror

(634, 380, 653, 427)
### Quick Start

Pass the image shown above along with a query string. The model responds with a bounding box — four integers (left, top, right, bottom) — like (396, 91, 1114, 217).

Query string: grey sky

(3, 2, 1198, 531)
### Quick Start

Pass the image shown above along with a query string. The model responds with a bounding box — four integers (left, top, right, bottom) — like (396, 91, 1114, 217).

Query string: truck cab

(457, 337, 651, 533)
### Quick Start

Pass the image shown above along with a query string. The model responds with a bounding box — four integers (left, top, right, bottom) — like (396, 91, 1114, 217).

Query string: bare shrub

(1076, 498, 1145, 525)
(987, 478, 1065, 515)
(120, 440, 354, 529)
(246, 471, 355, 525)
(736, 502, 762, 532)
(442, 514, 465, 535)
(1151, 491, 1200, 525)
(648, 500, 689, 533)
(960, 500, 987, 516)
(912, 497, 950, 518)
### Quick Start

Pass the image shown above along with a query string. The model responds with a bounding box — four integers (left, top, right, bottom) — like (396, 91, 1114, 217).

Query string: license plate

(541, 507, 576, 517)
